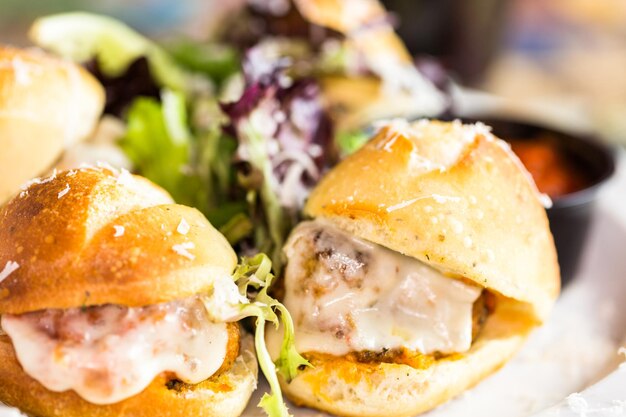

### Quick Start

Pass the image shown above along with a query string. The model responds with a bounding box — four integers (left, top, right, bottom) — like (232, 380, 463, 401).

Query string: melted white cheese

(283, 220, 481, 356)
(1, 297, 229, 405)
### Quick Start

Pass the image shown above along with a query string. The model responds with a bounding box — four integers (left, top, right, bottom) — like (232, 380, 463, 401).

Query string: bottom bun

(0, 330, 258, 417)
(271, 299, 534, 417)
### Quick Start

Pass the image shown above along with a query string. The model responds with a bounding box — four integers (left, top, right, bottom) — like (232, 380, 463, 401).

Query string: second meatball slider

(270, 119, 560, 417)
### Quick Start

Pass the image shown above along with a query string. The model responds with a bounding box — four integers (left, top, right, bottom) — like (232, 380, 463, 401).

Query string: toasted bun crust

(305, 119, 560, 321)
(293, 0, 388, 34)
(296, 0, 441, 132)
(0, 168, 237, 314)
(273, 300, 532, 417)
(321, 76, 432, 131)
(0, 46, 104, 204)
(0, 331, 258, 417)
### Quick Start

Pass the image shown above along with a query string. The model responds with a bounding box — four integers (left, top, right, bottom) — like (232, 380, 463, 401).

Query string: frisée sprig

(232, 254, 311, 417)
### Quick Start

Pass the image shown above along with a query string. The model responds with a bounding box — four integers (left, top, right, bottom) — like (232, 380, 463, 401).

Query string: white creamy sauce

(283, 220, 481, 356)
(1, 297, 229, 405)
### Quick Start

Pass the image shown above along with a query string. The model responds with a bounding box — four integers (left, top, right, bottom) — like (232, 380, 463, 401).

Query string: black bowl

(461, 117, 617, 286)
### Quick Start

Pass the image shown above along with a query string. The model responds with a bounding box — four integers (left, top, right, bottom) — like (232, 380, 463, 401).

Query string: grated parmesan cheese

(177, 218, 190, 235)
(20, 169, 57, 192)
(0, 261, 20, 284)
(57, 184, 70, 199)
(96, 161, 120, 175)
(41, 169, 57, 185)
(113, 226, 125, 238)
(12, 56, 32, 85)
(172, 242, 195, 260)
(116, 168, 134, 187)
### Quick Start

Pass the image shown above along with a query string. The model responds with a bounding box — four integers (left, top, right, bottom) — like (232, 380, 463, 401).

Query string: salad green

(121, 91, 192, 205)
(232, 254, 311, 417)
(31, 12, 190, 92)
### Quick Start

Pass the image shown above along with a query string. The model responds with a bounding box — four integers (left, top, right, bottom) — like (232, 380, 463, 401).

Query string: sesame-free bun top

(0, 46, 105, 204)
(305, 119, 560, 321)
(0, 167, 237, 315)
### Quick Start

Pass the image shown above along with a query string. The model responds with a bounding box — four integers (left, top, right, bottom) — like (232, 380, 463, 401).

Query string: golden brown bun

(295, 1, 445, 129)
(273, 119, 560, 416)
(293, 0, 414, 68)
(0, 46, 105, 204)
(0, 167, 237, 314)
(305, 119, 560, 322)
(321, 76, 431, 131)
(272, 299, 532, 417)
(0, 331, 258, 417)
(293, 0, 388, 34)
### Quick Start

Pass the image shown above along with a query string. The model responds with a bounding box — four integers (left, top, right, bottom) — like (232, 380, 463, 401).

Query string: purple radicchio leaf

(220, 45, 335, 211)
(220, 42, 335, 269)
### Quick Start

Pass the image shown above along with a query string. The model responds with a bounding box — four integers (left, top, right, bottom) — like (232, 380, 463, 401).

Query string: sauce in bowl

(508, 136, 591, 198)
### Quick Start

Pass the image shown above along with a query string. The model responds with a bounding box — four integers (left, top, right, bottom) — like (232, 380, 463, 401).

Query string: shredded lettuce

(30, 12, 189, 91)
(232, 254, 311, 417)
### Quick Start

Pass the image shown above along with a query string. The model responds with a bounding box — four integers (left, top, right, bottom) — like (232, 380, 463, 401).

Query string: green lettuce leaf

(238, 121, 289, 270)
(191, 99, 251, 234)
(219, 213, 254, 246)
(30, 12, 189, 91)
(336, 129, 370, 156)
(120, 89, 198, 206)
(120, 91, 251, 237)
(167, 40, 240, 86)
(232, 254, 311, 417)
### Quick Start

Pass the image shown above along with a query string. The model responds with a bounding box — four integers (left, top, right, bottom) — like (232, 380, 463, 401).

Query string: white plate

(2, 155, 625, 417)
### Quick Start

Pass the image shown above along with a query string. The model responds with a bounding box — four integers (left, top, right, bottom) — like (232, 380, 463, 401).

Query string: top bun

(293, 0, 388, 34)
(294, 0, 445, 131)
(0, 167, 237, 315)
(0, 46, 105, 204)
(305, 119, 560, 321)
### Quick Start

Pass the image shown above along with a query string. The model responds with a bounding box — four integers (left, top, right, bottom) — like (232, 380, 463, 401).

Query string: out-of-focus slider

(0, 46, 104, 204)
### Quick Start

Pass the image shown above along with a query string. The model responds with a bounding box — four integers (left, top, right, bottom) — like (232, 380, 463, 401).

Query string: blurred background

(2, 0, 626, 143)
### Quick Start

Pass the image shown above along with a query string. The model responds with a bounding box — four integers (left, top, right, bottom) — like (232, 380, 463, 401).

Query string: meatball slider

(269, 119, 560, 417)
(0, 46, 104, 204)
(0, 167, 305, 417)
